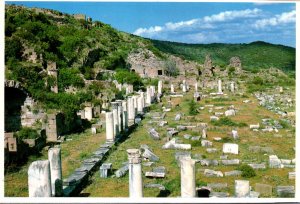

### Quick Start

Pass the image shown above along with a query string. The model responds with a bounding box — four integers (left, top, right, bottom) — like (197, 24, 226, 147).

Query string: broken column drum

(218, 79, 223, 93)
(127, 149, 143, 197)
(48, 147, 62, 196)
(28, 160, 52, 197)
(180, 158, 196, 197)
(105, 112, 114, 142)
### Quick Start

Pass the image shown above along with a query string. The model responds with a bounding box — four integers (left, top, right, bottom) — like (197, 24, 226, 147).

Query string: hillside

(151, 40, 295, 72)
(5, 4, 163, 132)
(4, 4, 295, 133)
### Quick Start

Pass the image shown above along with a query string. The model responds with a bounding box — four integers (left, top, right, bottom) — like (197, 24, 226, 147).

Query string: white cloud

(134, 26, 162, 36)
(132, 8, 295, 46)
(133, 8, 261, 37)
(253, 10, 296, 29)
(203, 8, 261, 23)
(165, 19, 198, 30)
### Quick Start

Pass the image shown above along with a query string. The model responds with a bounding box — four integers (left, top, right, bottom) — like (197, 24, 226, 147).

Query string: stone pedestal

(127, 149, 143, 198)
(180, 158, 196, 197)
(100, 163, 112, 178)
(235, 180, 250, 197)
(105, 112, 114, 142)
(48, 147, 62, 196)
(28, 160, 52, 197)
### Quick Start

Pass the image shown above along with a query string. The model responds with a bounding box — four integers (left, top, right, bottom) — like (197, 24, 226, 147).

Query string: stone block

(224, 170, 242, 177)
(276, 186, 295, 197)
(223, 143, 239, 154)
(204, 169, 223, 177)
(235, 180, 250, 197)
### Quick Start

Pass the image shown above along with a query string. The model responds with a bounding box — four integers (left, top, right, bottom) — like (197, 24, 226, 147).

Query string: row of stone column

(106, 93, 146, 142)
(28, 147, 62, 197)
(169, 79, 235, 94)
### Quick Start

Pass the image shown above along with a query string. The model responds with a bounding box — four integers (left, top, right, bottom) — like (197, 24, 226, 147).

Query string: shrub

(211, 117, 247, 127)
(114, 68, 142, 90)
(237, 164, 256, 178)
(17, 127, 39, 140)
(164, 59, 179, 77)
(188, 99, 198, 116)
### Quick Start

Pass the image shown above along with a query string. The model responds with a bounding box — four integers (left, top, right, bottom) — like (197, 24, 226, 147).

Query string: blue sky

(6, 1, 296, 47)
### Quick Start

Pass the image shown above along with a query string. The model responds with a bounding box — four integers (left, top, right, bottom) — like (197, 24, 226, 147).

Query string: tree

(165, 59, 179, 77)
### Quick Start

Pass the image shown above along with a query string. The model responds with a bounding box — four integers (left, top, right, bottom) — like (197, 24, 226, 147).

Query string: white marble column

(195, 82, 198, 92)
(48, 147, 62, 196)
(116, 100, 123, 132)
(122, 100, 128, 130)
(146, 87, 152, 105)
(132, 95, 138, 116)
(140, 92, 145, 109)
(105, 112, 114, 142)
(127, 149, 143, 198)
(137, 96, 144, 113)
(180, 158, 196, 197)
(230, 82, 235, 93)
(218, 79, 223, 94)
(202, 128, 207, 139)
(182, 80, 187, 93)
(112, 109, 119, 136)
(28, 160, 52, 197)
(235, 180, 250, 197)
(158, 80, 163, 94)
(170, 84, 175, 93)
(127, 97, 135, 122)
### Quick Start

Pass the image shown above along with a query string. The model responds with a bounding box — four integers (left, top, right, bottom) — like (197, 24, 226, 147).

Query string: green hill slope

(151, 40, 295, 72)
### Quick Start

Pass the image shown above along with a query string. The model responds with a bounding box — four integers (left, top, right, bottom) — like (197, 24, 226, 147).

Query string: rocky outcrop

(229, 57, 242, 73)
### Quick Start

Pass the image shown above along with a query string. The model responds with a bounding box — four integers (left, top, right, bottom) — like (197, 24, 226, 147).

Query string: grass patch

(211, 117, 247, 127)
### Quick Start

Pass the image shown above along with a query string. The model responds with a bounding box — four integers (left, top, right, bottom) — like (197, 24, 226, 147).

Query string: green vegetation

(16, 127, 40, 140)
(236, 164, 256, 178)
(152, 40, 295, 72)
(211, 117, 247, 127)
(188, 99, 198, 115)
(114, 69, 143, 90)
(164, 59, 179, 77)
